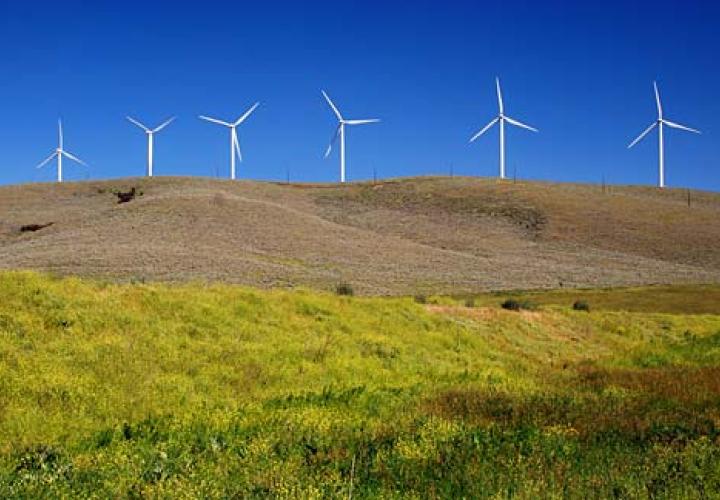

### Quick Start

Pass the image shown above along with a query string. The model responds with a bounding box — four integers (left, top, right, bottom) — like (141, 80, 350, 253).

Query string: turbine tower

(199, 102, 259, 180)
(628, 82, 700, 188)
(35, 120, 87, 183)
(469, 77, 538, 179)
(126, 116, 176, 177)
(322, 90, 379, 183)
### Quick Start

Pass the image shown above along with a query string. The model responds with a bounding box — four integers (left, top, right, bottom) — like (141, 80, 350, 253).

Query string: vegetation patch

(501, 298, 538, 311)
(335, 282, 354, 296)
(573, 300, 590, 312)
(1, 272, 720, 497)
(421, 362, 720, 464)
(115, 187, 138, 204)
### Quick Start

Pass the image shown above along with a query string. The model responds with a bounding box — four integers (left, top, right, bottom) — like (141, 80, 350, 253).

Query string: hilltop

(0, 176, 719, 294)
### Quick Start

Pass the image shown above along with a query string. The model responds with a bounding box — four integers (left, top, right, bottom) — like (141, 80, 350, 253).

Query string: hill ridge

(1, 176, 719, 294)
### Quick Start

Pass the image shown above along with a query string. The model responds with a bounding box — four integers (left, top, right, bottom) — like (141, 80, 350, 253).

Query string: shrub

(501, 299, 536, 311)
(414, 294, 427, 304)
(501, 299, 521, 311)
(116, 187, 137, 204)
(335, 283, 354, 296)
(464, 297, 475, 308)
(573, 300, 590, 312)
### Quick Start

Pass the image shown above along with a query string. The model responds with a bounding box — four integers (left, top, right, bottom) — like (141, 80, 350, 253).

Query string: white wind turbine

(126, 116, 176, 177)
(469, 77, 538, 179)
(199, 102, 259, 180)
(628, 81, 700, 188)
(322, 90, 380, 183)
(35, 119, 87, 183)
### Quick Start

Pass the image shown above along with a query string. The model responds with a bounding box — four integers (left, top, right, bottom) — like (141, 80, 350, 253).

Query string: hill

(1, 176, 719, 294)
(2, 272, 720, 496)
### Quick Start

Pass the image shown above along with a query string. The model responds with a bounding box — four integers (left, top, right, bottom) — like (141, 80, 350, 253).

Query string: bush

(501, 299, 536, 311)
(573, 300, 590, 312)
(464, 297, 475, 308)
(501, 299, 521, 311)
(335, 283, 354, 296)
(414, 294, 427, 304)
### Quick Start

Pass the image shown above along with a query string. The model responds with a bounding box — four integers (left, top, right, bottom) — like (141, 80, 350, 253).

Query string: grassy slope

(1, 176, 720, 294)
(2, 272, 720, 497)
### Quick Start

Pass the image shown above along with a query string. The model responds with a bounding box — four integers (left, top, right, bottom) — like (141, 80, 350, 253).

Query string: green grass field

(1, 272, 720, 497)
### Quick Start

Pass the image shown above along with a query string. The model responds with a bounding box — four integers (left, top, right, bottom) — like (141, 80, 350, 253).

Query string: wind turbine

(198, 102, 259, 180)
(126, 116, 176, 177)
(628, 81, 700, 188)
(469, 77, 538, 179)
(35, 119, 87, 183)
(322, 90, 379, 183)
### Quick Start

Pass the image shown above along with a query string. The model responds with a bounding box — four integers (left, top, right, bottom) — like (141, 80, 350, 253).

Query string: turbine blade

(126, 116, 150, 132)
(234, 102, 260, 126)
(58, 119, 64, 149)
(663, 120, 701, 134)
(469, 117, 499, 142)
(504, 116, 538, 132)
(627, 122, 657, 148)
(321, 90, 343, 121)
(324, 124, 341, 158)
(344, 119, 380, 125)
(233, 130, 242, 162)
(62, 150, 87, 166)
(152, 117, 175, 133)
(654, 81, 663, 118)
(199, 115, 232, 127)
(496, 77, 504, 114)
(35, 152, 58, 169)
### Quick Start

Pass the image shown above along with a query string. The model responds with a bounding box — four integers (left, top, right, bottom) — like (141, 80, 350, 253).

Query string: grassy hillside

(1, 176, 719, 294)
(2, 272, 720, 497)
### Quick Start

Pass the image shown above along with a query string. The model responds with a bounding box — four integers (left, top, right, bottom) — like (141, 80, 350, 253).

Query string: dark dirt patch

(20, 222, 54, 233)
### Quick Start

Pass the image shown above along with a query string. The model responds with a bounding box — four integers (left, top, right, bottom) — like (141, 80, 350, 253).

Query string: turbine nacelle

(127, 116, 176, 135)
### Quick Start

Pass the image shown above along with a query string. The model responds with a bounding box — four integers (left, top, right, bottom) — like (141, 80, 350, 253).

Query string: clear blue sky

(0, 1, 718, 189)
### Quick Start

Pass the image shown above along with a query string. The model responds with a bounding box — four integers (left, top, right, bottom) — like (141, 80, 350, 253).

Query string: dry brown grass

(576, 365, 720, 405)
(0, 176, 719, 294)
(424, 365, 720, 443)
